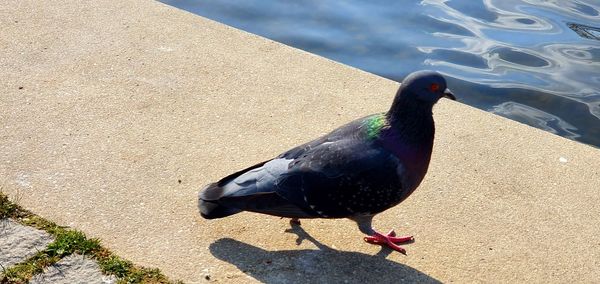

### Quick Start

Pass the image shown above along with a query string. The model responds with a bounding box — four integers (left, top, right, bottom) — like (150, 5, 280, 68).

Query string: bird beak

(443, 88, 456, 100)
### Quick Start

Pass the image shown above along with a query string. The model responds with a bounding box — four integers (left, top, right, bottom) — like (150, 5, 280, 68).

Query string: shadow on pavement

(209, 224, 440, 283)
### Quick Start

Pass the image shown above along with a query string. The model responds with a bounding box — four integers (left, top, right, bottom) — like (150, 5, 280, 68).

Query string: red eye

(429, 83, 440, 92)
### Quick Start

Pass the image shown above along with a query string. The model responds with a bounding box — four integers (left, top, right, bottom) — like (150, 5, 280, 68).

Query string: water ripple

(421, 0, 600, 131)
(162, 0, 600, 147)
(490, 101, 580, 139)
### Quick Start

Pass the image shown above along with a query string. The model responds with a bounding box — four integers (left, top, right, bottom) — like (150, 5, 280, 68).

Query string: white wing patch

(222, 158, 293, 197)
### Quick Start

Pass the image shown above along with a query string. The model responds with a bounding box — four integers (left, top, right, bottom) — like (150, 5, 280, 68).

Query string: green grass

(0, 191, 179, 284)
(1, 252, 60, 283)
(0, 191, 19, 219)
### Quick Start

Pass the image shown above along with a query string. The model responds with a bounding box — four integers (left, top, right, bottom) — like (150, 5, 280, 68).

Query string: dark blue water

(161, 0, 600, 148)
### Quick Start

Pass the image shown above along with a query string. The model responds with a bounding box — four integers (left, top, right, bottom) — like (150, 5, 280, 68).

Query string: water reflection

(568, 22, 600, 40)
(490, 102, 580, 139)
(162, 0, 600, 147)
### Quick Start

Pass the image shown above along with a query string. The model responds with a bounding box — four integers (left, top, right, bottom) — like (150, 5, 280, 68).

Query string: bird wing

(199, 157, 318, 218)
(275, 137, 405, 218)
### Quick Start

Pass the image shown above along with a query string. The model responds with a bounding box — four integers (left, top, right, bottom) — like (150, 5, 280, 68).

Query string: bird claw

(364, 230, 414, 254)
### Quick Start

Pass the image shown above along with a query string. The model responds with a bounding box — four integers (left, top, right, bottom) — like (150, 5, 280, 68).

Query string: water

(161, 0, 600, 148)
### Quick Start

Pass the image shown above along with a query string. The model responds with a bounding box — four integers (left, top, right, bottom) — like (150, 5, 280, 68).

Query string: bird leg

(352, 215, 413, 254)
(363, 230, 414, 254)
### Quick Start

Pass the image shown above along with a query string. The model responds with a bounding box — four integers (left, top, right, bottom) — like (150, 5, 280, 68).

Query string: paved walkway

(2, 0, 600, 283)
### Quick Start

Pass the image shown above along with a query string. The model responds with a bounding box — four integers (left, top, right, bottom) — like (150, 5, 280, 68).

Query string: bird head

(398, 70, 456, 104)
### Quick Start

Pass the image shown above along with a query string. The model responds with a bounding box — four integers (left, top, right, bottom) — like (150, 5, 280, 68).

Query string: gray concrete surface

(0, 219, 54, 268)
(1, 0, 600, 283)
(30, 254, 116, 284)
(0, 217, 116, 282)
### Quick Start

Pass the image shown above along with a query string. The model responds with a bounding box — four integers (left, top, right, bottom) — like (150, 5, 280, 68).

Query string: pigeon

(199, 71, 455, 254)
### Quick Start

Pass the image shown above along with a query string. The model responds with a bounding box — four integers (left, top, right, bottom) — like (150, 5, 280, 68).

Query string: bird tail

(198, 183, 242, 219)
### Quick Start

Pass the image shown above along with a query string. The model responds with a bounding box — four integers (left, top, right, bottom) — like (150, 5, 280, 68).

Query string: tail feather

(198, 181, 315, 219)
(198, 183, 242, 219)
(199, 199, 242, 219)
(198, 158, 313, 220)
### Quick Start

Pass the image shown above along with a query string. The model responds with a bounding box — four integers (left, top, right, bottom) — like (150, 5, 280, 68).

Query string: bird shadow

(209, 223, 441, 283)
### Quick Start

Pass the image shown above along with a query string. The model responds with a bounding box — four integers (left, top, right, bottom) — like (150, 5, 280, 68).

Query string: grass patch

(0, 191, 179, 284)
(46, 230, 102, 257)
(0, 192, 20, 219)
(98, 255, 173, 284)
(1, 252, 60, 283)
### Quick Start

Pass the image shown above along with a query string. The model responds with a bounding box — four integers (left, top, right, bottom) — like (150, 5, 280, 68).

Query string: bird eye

(429, 83, 440, 92)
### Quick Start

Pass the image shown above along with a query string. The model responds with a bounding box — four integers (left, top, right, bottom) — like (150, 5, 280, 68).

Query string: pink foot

(363, 230, 414, 254)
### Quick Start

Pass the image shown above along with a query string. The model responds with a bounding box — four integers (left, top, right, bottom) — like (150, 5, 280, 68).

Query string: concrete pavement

(1, 0, 600, 283)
